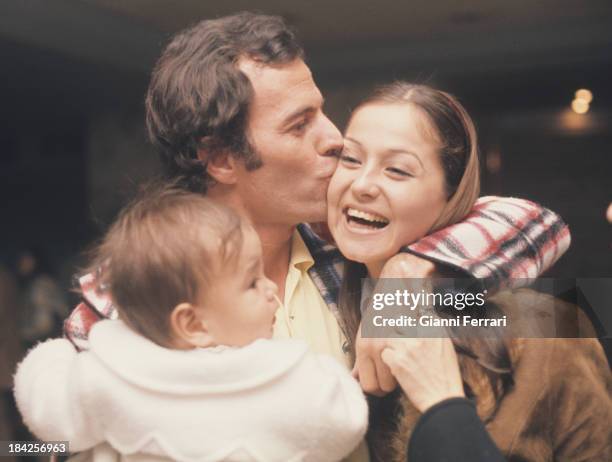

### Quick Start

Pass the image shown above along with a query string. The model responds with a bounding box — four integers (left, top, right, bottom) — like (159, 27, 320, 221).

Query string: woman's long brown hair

(338, 82, 516, 421)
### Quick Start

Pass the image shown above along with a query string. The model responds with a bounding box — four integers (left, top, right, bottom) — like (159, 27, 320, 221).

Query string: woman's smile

(328, 102, 447, 269)
(343, 206, 390, 233)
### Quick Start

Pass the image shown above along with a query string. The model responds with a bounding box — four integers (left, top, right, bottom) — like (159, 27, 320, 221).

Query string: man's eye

(291, 120, 308, 134)
(250, 278, 259, 289)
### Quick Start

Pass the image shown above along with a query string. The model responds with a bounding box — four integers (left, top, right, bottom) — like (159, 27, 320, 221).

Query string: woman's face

(327, 103, 448, 272)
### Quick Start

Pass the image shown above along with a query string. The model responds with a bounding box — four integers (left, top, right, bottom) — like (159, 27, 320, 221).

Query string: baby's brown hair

(88, 182, 243, 346)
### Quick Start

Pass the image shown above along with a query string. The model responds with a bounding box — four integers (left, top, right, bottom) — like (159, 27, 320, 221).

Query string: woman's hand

(381, 337, 465, 413)
(352, 332, 398, 396)
(352, 253, 437, 396)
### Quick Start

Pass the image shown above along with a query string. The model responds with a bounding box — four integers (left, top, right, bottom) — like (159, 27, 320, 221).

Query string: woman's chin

(344, 252, 369, 264)
(337, 243, 392, 267)
(331, 234, 380, 261)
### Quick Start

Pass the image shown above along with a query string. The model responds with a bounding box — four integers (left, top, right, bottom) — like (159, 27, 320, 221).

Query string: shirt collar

(290, 229, 315, 272)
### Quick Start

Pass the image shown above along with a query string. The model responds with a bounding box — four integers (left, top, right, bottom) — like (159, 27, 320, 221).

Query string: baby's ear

(170, 303, 216, 349)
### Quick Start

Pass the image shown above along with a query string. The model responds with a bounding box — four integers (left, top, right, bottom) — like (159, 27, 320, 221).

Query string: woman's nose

(350, 169, 380, 199)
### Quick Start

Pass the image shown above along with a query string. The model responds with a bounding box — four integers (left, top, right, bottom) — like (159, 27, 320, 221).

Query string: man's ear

(197, 140, 238, 185)
(207, 152, 239, 185)
(170, 302, 216, 349)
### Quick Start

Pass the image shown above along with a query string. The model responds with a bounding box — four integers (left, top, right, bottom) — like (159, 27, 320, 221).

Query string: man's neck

(254, 223, 294, 302)
(207, 186, 294, 300)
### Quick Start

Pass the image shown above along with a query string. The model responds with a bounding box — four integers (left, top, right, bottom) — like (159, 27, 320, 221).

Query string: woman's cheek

(389, 183, 435, 242)
(327, 169, 341, 201)
(327, 168, 349, 207)
(326, 176, 342, 227)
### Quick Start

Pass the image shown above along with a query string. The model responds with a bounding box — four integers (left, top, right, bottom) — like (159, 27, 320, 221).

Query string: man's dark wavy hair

(145, 12, 304, 193)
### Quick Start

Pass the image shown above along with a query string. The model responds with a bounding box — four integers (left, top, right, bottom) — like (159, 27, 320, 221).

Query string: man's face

(233, 59, 342, 226)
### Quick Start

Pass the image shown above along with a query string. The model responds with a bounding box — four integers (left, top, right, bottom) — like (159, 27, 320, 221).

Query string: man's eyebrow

(281, 106, 317, 127)
(281, 96, 324, 127)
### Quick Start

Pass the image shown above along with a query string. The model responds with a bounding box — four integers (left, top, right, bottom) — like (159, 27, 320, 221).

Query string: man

(65, 12, 569, 461)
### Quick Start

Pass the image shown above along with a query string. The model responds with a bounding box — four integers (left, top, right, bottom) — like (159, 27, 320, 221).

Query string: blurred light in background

(571, 97, 590, 114)
(575, 88, 593, 103)
(571, 88, 594, 115)
(560, 108, 592, 131)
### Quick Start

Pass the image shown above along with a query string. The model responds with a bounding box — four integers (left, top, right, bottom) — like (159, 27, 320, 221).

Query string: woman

(327, 82, 611, 461)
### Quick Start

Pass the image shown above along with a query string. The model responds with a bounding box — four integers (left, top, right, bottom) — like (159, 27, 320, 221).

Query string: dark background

(0, 0, 610, 450)
(1, 0, 610, 288)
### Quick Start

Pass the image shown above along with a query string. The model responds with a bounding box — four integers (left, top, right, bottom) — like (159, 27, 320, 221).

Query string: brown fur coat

(367, 290, 612, 462)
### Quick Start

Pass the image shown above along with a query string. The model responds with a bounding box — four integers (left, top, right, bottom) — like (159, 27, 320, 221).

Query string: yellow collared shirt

(273, 230, 369, 462)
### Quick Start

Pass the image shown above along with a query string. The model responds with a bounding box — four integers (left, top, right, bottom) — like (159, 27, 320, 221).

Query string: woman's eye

(250, 278, 259, 289)
(339, 154, 361, 165)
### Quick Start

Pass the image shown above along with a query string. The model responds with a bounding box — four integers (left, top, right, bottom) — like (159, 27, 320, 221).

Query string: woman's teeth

(346, 207, 389, 229)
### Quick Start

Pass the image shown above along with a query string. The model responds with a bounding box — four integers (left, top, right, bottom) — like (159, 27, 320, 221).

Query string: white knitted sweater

(14, 320, 367, 461)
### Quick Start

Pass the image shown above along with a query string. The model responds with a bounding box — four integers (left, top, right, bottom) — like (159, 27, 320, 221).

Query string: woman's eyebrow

(384, 149, 424, 168)
(344, 137, 363, 148)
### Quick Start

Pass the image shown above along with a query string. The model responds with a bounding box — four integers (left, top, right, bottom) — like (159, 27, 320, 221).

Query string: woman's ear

(170, 302, 216, 349)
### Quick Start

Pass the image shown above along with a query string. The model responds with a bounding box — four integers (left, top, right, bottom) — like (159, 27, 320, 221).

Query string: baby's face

(199, 226, 279, 347)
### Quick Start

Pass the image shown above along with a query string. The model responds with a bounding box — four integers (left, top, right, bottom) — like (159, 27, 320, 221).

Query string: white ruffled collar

(89, 320, 308, 394)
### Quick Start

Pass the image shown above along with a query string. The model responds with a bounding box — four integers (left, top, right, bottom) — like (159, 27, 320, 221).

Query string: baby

(14, 186, 367, 462)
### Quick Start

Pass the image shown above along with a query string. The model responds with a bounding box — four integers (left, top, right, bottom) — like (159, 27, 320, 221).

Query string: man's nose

(317, 113, 343, 158)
